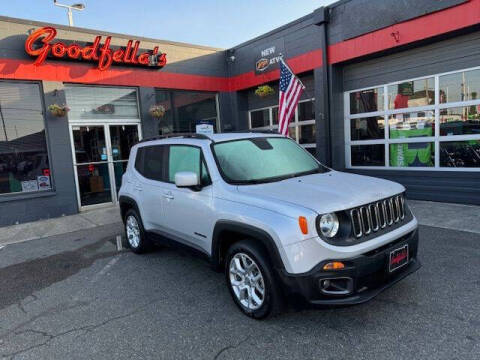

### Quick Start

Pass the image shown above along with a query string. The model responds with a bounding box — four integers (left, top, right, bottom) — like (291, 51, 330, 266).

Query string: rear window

(135, 145, 167, 181)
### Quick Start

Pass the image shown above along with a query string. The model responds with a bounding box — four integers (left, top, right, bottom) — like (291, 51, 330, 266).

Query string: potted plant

(149, 104, 166, 118)
(255, 85, 275, 98)
(47, 104, 69, 117)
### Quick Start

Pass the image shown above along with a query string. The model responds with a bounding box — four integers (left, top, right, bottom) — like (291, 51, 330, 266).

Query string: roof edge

(0, 15, 223, 51)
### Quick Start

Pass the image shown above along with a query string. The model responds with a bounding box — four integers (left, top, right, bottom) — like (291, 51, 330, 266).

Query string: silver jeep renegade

(119, 133, 420, 318)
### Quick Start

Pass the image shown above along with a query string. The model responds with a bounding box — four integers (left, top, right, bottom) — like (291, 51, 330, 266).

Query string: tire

(124, 208, 152, 254)
(225, 239, 284, 319)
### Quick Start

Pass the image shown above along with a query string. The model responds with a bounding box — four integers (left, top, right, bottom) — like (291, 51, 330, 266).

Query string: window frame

(344, 65, 480, 172)
(248, 98, 316, 152)
(0, 80, 56, 197)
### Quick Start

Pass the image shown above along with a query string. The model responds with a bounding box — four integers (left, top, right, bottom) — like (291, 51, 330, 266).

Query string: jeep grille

(350, 194, 405, 238)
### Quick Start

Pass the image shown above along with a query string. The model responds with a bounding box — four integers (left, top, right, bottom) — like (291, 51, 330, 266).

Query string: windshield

(212, 137, 329, 184)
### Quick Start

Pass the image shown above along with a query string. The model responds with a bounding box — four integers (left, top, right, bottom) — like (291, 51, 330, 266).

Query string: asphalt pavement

(0, 224, 479, 359)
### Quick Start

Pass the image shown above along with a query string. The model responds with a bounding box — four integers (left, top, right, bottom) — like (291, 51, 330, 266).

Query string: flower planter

(149, 104, 166, 118)
(48, 104, 69, 117)
(255, 85, 275, 98)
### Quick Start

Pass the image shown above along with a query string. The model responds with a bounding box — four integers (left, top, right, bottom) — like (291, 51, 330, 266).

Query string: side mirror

(174, 171, 199, 189)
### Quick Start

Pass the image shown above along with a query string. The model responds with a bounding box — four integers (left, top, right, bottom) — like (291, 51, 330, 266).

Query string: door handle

(163, 191, 174, 200)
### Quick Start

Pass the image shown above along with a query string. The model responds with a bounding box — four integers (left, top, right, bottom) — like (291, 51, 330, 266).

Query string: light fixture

(53, 1, 86, 27)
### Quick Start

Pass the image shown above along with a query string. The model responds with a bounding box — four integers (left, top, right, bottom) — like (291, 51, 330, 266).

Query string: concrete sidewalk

(0, 206, 122, 246)
(1, 200, 479, 247)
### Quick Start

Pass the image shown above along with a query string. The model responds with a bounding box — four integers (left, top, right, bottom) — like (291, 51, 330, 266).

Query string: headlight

(319, 213, 339, 238)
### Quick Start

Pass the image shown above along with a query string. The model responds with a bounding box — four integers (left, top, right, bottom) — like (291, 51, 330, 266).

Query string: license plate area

(389, 244, 409, 273)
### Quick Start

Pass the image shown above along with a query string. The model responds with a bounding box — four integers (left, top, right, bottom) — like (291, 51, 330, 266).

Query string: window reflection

(440, 140, 480, 168)
(440, 106, 480, 136)
(0, 82, 51, 195)
(351, 145, 384, 166)
(298, 100, 315, 121)
(155, 90, 217, 134)
(439, 69, 480, 104)
(388, 78, 434, 109)
(299, 124, 316, 144)
(389, 111, 434, 138)
(65, 86, 139, 120)
(390, 142, 434, 167)
(250, 109, 269, 128)
(350, 116, 384, 140)
(350, 88, 383, 114)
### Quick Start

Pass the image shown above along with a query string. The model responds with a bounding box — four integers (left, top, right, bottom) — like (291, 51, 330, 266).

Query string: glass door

(71, 123, 140, 210)
(109, 125, 139, 194)
(72, 125, 112, 208)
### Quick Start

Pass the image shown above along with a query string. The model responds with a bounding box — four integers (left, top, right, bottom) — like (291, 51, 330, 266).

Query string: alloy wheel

(126, 215, 140, 248)
(229, 253, 265, 310)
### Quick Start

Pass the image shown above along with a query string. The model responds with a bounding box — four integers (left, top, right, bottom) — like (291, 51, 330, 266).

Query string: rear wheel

(225, 240, 283, 319)
(124, 208, 151, 254)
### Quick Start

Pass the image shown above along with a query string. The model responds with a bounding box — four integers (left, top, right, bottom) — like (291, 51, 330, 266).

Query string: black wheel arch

(211, 220, 285, 272)
(119, 195, 141, 223)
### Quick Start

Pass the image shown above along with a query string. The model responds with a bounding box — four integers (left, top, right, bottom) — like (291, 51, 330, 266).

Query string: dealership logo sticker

(25, 27, 167, 71)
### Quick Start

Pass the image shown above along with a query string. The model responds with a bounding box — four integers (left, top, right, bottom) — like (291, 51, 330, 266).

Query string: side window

(168, 145, 211, 186)
(168, 146, 201, 182)
(140, 145, 167, 181)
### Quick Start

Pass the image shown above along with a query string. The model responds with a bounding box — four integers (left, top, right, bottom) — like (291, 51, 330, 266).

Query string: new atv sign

(25, 27, 167, 71)
(254, 40, 284, 75)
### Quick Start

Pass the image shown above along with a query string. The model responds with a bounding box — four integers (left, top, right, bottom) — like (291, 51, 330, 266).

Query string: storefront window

(390, 142, 434, 167)
(351, 145, 384, 166)
(388, 78, 434, 109)
(65, 86, 139, 120)
(298, 100, 315, 121)
(0, 81, 52, 195)
(250, 109, 269, 128)
(439, 106, 480, 136)
(248, 99, 316, 155)
(349, 87, 383, 114)
(388, 111, 434, 138)
(440, 140, 480, 168)
(346, 67, 480, 170)
(439, 69, 480, 104)
(350, 116, 385, 141)
(155, 90, 218, 135)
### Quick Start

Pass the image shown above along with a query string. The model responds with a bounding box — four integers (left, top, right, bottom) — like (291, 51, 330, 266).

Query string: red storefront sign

(25, 26, 167, 71)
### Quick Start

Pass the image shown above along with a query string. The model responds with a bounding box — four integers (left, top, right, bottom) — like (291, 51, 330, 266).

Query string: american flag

(278, 59, 305, 135)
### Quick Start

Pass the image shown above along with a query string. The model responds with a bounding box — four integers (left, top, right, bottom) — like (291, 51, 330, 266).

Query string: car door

(134, 145, 169, 231)
(161, 144, 214, 255)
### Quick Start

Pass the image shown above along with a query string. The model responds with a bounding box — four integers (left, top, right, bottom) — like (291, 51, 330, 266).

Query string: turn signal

(323, 261, 345, 270)
(298, 216, 308, 235)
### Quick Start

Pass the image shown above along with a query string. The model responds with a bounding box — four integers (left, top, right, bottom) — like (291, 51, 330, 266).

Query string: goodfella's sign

(25, 27, 167, 71)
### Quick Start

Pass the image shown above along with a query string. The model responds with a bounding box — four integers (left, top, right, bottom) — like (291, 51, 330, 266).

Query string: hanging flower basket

(47, 104, 69, 117)
(149, 104, 166, 118)
(255, 85, 275, 98)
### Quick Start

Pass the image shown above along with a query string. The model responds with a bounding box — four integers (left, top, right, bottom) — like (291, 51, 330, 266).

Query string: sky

(1, 0, 337, 48)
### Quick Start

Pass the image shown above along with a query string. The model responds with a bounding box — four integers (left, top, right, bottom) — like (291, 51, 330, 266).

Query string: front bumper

(277, 229, 421, 306)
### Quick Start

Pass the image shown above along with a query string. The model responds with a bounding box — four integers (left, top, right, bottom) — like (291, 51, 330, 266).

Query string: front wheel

(225, 240, 283, 319)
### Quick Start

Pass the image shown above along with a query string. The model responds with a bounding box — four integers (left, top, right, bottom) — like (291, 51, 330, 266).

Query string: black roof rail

(229, 129, 281, 134)
(138, 133, 212, 143)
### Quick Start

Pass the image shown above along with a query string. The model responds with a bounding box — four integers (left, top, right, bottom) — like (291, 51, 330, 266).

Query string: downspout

(313, 7, 332, 167)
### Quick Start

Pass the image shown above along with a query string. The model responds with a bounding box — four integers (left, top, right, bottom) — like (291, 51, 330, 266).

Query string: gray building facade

(1, 0, 479, 226)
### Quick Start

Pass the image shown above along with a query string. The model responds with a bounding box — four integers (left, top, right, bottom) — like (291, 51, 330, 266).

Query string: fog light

(323, 261, 345, 270)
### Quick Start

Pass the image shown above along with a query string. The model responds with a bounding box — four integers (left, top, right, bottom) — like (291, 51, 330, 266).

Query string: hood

(236, 171, 404, 215)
